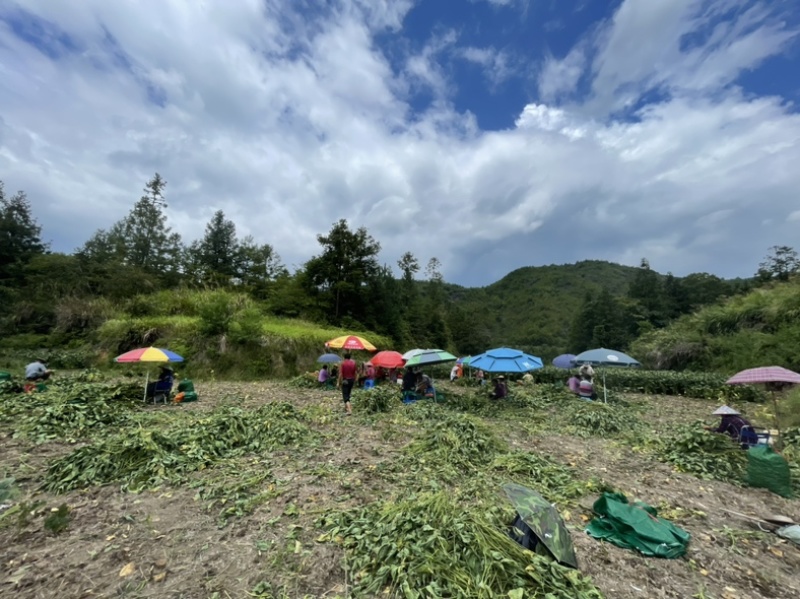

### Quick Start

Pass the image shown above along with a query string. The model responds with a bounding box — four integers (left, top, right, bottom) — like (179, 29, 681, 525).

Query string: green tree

(237, 236, 286, 298)
(570, 288, 635, 351)
(681, 272, 730, 310)
(0, 183, 47, 287)
(80, 173, 182, 279)
(191, 210, 239, 283)
(304, 219, 381, 322)
(627, 258, 666, 327)
(757, 245, 799, 282)
(662, 273, 689, 319)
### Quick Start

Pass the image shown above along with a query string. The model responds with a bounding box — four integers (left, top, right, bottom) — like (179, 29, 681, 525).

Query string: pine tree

(0, 182, 47, 286)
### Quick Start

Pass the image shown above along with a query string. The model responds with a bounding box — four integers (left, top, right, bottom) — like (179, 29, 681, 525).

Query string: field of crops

(1, 373, 798, 599)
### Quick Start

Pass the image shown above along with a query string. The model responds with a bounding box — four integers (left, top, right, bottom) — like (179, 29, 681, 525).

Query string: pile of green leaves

(352, 385, 397, 414)
(530, 367, 764, 402)
(318, 492, 604, 599)
(43, 402, 315, 493)
(0, 376, 142, 443)
(405, 412, 506, 471)
(656, 424, 747, 482)
(568, 403, 641, 438)
(287, 373, 319, 389)
(490, 452, 595, 504)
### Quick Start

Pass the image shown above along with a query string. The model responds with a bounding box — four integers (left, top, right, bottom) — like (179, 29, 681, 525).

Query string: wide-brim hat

(712, 405, 740, 416)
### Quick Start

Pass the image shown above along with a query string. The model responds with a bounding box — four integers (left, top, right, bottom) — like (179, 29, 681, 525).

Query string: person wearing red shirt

(338, 352, 356, 415)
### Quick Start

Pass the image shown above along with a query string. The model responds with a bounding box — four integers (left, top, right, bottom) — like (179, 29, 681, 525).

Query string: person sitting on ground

(402, 367, 417, 392)
(25, 358, 52, 382)
(416, 372, 435, 398)
(567, 373, 581, 394)
(147, 366, 174, 397)
(521, 372, 534, 386)
(318, 365, 330, 387)
(578, 375, 595, 401)
(704, 406, 752, 441)
(476, 369, 485, 385)
(579, 364, 594, 381)
(490, 376, 508, 400)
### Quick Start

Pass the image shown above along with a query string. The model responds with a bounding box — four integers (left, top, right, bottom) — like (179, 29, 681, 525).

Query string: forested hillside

(631, 277, 800, 373)
(1, 174, 786, 372)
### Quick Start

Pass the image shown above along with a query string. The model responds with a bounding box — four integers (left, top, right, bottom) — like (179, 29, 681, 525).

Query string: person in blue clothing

(147, 366, 174, 398)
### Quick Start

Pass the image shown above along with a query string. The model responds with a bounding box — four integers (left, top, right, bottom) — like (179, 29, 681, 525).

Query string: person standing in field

(338, 352, 356, 415)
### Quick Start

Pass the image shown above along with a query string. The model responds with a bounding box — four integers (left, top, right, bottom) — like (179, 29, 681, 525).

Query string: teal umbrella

(404, 349, 457, 368)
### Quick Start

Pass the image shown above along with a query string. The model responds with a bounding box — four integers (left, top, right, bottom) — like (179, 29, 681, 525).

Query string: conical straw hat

(712, 405, 740, 416)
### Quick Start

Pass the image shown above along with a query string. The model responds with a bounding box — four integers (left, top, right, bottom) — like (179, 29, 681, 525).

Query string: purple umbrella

(552, 354, 576, 369)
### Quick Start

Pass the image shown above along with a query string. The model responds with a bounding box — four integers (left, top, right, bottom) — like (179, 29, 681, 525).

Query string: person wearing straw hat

(704, 405, 752, 441)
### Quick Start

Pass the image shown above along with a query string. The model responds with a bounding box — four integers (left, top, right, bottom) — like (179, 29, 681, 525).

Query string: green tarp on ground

(586, 492, 690, 558)
(747, 445, 793, 498)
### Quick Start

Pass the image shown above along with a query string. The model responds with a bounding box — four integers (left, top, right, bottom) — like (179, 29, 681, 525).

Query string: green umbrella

(503, 482, 578, 569)
(404, 349, 458, 368)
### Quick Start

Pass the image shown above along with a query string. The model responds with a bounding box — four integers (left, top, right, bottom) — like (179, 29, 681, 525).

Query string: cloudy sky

(1, 0, 799, 286)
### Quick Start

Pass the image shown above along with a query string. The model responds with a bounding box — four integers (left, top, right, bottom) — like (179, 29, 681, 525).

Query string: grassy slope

(631, 278, 800, 373)
(451, 260, 641, 355)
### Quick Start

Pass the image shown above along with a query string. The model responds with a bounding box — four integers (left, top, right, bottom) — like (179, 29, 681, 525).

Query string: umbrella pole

(771, 390, 783, 451)
(143, 370, 149, 403)
(603, 370, 607, 403)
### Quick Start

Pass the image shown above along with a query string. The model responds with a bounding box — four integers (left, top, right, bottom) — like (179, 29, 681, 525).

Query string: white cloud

(0, 0, 798, 285)
(459, 46, 513, 86)
(586, 0, 799, 115)
(537, 45, 586, 102)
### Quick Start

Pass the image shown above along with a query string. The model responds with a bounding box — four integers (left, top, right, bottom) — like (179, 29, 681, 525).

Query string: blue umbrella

(571, 348, 640, 402)
(317, 353, 342, 364)
(552, 354, 576, 369)
(469, 347, 543, 374)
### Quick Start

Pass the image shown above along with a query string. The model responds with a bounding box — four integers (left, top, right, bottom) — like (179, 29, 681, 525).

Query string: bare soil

(1, 382, 798, 599)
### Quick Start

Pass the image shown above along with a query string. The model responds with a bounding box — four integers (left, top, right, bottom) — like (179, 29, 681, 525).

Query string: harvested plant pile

(656, 424, 747, 482)
(568, 403, 641, 438)
(0, 375, 142, 442)
(405, 412, 506, 471)
(352, 385, 397, 414)
(44, 402, 315, 493)
(318, 492, 604, 599)
(490, 452, 595, 503)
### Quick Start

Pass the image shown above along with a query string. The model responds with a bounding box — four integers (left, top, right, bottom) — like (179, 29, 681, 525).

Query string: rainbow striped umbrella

(115, 347, 184, 363)
(115, 347, 184, 402)
(325, 335, 377, 352)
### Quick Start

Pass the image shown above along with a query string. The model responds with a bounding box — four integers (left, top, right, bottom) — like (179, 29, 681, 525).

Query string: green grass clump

(318, 492, 604, 599)
(43, 402, 315, 493)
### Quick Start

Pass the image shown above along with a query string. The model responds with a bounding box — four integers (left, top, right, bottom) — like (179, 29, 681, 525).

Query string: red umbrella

(726, 366, 800, 449)
(370, 351, 405, 369)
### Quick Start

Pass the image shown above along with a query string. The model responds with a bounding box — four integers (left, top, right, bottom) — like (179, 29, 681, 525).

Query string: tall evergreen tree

(628, 258, 666, 327)
(79, 173, 182, 278)
(0, 183, 47, 287)
(189, 210, 239, 284)
(304, 219, 381, 322)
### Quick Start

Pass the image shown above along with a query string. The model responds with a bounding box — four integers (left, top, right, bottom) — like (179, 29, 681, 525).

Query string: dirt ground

(1, 381, 798, 599)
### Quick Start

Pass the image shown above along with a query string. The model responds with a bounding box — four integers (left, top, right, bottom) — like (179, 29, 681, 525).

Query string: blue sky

(0, 0, 799, 286)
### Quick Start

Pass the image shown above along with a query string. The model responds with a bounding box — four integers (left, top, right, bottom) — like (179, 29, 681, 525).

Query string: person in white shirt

(25, 358, 52, 381)
(450, 365, 459, 381)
